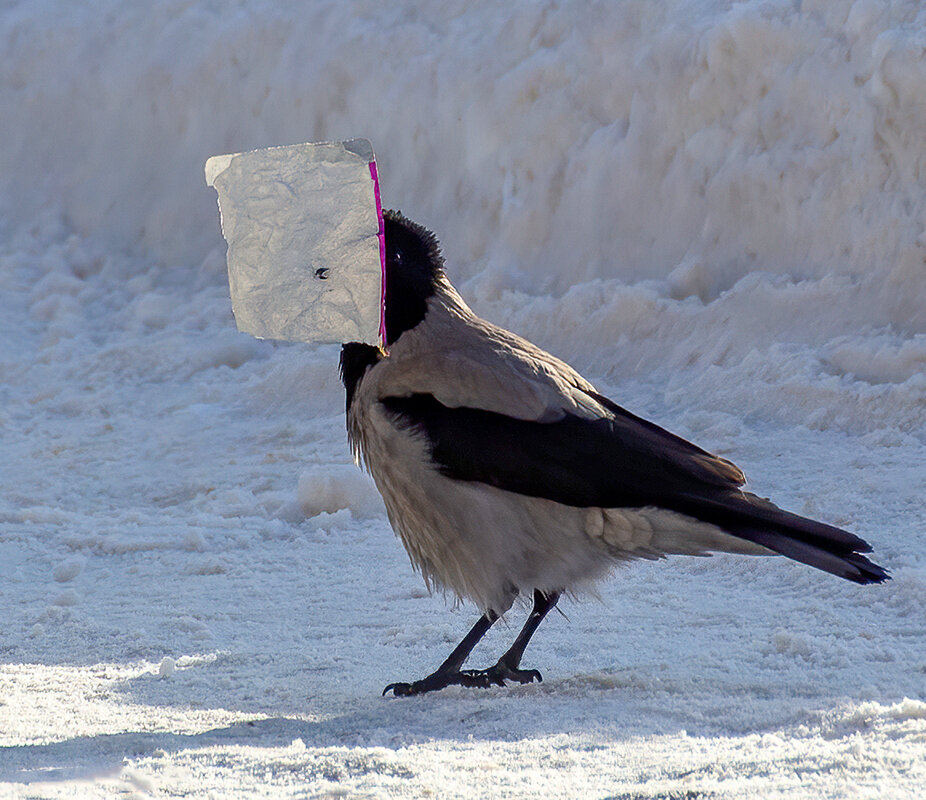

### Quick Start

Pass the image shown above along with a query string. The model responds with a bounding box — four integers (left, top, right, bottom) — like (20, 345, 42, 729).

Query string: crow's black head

(383, 210, 444, 345)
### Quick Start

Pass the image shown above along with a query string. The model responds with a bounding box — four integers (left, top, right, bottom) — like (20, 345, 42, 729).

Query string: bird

(339, 209, 889, 697)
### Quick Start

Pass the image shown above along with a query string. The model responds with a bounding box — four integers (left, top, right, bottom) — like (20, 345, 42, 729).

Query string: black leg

(383, 589, 561, 697)
(461, 589, 560, 687)
(499, 589, 560, 672)
(383, 611, 499, 697)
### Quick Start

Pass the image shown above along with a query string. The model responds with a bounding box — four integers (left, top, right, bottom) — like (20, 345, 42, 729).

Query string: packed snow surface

(1, 1, 924, 797)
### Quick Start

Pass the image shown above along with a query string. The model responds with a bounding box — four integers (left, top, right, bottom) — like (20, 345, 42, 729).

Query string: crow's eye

(393, 251, 403, 265)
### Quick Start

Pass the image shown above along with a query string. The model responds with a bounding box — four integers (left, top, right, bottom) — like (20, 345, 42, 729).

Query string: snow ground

(2, 1, 925, 797)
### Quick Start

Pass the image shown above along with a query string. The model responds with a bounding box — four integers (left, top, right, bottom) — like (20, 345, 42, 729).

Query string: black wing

(381, 392, 888, 584)
(382, 392, 744, 507)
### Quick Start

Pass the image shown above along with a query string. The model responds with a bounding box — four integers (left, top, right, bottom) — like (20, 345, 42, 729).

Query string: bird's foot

(384, 660, 542, 696)
(383, 668, 472, 697)
(461, 660, 543, 688)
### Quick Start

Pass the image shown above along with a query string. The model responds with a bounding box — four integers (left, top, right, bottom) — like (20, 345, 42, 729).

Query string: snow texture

(1, 1, 924, 797)
(207, 139, 383, 345)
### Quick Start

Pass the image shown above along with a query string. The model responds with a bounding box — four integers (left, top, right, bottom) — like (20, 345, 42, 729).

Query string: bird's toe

(383, 681, 415, 697)
(493, 663, 543, 685)
(458, 668, 504, 688)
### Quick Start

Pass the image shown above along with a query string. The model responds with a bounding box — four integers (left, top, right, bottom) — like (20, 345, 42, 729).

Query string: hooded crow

(340, 210, 889, 697)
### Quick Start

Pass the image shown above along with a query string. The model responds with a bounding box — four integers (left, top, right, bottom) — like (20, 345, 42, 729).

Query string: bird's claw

(465, 662, 543, 687)
(382, 681, 415, 697)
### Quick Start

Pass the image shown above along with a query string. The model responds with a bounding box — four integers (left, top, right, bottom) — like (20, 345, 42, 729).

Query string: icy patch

(52, 556, 85, 583)
(841, 698, 926, 727)
(295, 464, 385, 519)
(772, 629, 812, 659)
(823, 333, 926, 386)
(52, 589, 80, 607)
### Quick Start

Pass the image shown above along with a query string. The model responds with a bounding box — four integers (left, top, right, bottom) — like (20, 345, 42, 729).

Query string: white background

(1, 1, 924, 797)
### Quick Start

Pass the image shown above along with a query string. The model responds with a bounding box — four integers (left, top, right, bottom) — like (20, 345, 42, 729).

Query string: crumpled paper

(205, 139, 384, 345)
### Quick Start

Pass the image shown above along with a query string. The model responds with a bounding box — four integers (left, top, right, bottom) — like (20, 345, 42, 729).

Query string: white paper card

(205, 139, 384, 345)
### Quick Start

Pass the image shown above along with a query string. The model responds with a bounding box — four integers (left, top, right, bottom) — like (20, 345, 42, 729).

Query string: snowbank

(4, 0, 925, 433)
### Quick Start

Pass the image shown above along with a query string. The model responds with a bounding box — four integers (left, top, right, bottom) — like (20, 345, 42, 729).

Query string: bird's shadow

(0, 663, 908, 787)
(4, 560, 919, 787)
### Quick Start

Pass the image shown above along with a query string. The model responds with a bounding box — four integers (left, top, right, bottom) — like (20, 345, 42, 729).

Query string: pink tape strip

(369, 160, 386, 347)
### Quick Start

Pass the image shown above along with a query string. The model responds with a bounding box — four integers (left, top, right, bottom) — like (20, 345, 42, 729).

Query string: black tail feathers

(721, 492, 890, 584)
(739, 526, 889, 584)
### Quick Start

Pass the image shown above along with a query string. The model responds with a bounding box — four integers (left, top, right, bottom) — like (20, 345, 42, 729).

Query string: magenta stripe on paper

(369, 160, 386, 346)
